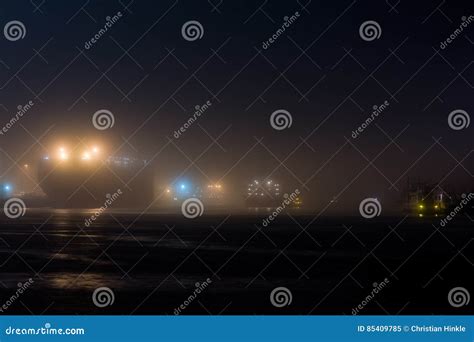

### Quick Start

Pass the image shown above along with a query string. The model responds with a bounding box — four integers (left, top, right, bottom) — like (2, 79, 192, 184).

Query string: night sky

(0, 0, 472, 212)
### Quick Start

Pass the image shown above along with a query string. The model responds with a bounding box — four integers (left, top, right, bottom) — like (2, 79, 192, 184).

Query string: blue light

(4, 184, 11, 191)
(174, 181, 192, 198)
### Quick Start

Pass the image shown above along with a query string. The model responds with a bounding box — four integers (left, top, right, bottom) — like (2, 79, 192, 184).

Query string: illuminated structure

(161, 181, 225, 205)
(290, 195, 303, 208)
(404, 182, 449, 217)
(203, 183, 223, 200)
(37, 144, 153, 208)
(245, 179, 281, 207)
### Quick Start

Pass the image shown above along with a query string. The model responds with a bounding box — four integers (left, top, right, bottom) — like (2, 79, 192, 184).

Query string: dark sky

(0, 0, 472, 212)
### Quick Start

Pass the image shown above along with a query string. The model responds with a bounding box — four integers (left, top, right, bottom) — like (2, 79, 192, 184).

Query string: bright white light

(92, 146, 99, 154)
(58, 147, 68, 160)
(82, 151, 91, 160)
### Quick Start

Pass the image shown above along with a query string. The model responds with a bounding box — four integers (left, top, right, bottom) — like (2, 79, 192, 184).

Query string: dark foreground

(0, 210, 472, 315)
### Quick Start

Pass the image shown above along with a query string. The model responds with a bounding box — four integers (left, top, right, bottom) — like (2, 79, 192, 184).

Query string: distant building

(245, 179, 281, 207)
(404, 181, 450, 217)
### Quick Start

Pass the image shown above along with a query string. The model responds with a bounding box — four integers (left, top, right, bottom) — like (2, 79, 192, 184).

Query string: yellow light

(92, 146, 99, 154)
(58, 147, 69, 161)
(82, 151, 91, 160)
(418, 204, 424, 209)
(434, 205, 439, 209)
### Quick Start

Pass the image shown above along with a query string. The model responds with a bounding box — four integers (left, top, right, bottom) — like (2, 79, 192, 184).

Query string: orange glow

(57, 146, 69, 161)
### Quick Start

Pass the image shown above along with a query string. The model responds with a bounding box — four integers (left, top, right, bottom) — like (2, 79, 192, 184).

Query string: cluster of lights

(82, 146, 100, 160)
(248, 179, 280, 197)
(207, 184, 222, 189)
(48, 146, 101, 161)
(164, 182, 223, 198)
(417, 202, 441, 217)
